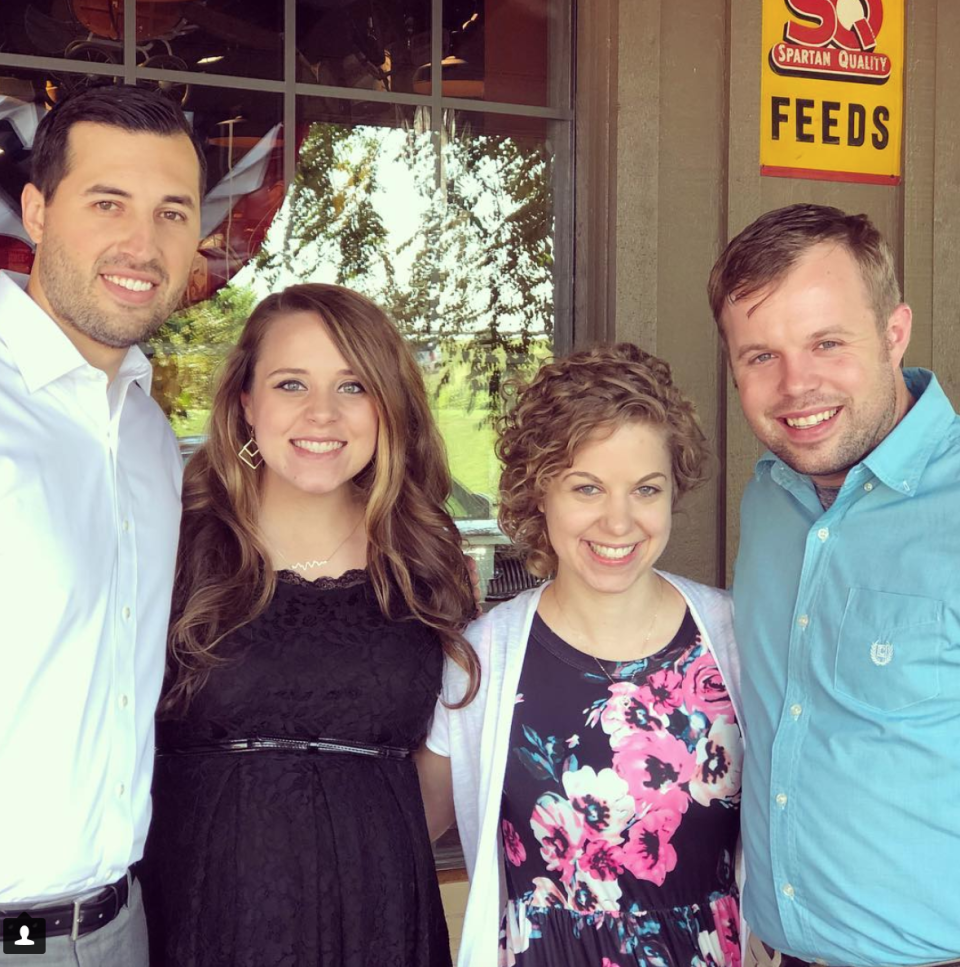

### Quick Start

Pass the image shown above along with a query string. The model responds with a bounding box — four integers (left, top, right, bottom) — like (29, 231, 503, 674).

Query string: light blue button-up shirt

(734, 368, 960, 966)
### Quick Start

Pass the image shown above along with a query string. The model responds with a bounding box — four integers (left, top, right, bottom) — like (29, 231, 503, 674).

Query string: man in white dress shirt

(0, 85, 204, 965)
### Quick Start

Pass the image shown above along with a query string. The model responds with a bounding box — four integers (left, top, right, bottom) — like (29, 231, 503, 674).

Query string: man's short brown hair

(707, 203, 900, 334)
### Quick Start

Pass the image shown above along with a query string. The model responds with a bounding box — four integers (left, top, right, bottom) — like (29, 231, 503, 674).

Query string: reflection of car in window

(412, 340, 441, 374)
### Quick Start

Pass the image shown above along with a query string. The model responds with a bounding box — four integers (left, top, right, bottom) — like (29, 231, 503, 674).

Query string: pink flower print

(530, 792, 585, 884)
(567, 734, 580, 748)
(711, 893, 742, 967)
(580, 836, 625, 881)
(636, 667, 685, 720)
(613, 728, 696, 802)
(680, 649, 735, 721)
(601, 960, 624, 967)
(569, 868, 622, 913)
(501, 818, 527, 867)
(599, 681, 658, 745)
(619, 798, 682, 886)
(689, 716, 743, 808)
(562, 765, 634, 842)
(529, 876, 568, 909)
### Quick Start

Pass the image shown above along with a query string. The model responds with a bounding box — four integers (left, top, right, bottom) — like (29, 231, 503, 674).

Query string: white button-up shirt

(0, 271, 182, 905)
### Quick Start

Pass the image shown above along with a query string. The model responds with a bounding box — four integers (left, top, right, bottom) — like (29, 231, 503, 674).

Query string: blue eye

(636, 485, 661, 497)
(339, 381, 365, 395)
(574, 484, 600, 496)
(276, 379, 306, 392)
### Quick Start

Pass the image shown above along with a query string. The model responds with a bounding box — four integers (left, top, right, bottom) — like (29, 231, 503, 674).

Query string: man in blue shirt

(708, 204, 960, 967)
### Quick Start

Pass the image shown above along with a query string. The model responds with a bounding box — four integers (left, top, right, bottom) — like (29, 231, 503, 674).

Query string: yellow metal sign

(760, 0, 905, 185)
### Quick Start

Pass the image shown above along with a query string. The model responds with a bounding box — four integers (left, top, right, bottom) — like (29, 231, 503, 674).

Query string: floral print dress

(499, 609, 742, 967)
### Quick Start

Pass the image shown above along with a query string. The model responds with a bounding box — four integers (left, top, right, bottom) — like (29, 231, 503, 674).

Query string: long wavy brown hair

(161, 283, 479, 714)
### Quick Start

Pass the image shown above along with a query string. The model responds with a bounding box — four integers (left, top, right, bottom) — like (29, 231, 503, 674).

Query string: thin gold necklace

(551, 576, 664, 685)
(269, 515, 364, 573)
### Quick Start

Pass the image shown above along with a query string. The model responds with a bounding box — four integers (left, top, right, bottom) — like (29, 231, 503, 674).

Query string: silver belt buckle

(70, 898, 83, 942)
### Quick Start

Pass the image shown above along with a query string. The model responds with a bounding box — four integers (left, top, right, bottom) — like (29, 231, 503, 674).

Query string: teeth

(588, 542, 636, 560)
(785, 408, 838, 428)
(293, 440, 345, 454)
(104, 275, 155, 292)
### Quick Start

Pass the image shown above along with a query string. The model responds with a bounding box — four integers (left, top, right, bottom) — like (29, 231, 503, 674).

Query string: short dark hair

(31, 83, 207, 200)
(707, 203, 899, 333)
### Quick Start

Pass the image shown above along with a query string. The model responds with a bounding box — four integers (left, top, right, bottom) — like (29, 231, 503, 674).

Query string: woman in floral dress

(417, 344, 742, 967)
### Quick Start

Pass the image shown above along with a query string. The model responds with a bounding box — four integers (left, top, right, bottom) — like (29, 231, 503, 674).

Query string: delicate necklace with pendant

(269, 515, 364, 573)
(551, 577, 664, 685)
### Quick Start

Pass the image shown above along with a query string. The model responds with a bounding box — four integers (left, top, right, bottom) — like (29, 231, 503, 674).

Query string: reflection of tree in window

(256, 114, 555, 418)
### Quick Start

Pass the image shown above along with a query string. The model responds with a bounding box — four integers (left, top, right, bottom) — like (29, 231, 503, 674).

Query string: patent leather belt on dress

(0, 871, 130, 941)
(156, 735, 413, 759)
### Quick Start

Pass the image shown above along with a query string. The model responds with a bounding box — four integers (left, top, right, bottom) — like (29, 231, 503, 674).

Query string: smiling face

(722, 242, 913, 487)
(22, 122, 201, 364)
(541, 421, 674, 597)
(241, 310, 379, 501)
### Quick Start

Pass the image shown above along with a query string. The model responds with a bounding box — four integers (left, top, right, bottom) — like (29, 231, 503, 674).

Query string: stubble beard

(763, 361, 900, 480)
(38, 233, 184, 349)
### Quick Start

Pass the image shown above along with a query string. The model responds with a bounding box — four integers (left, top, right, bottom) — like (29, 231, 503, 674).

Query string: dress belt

(156, 735, 413, 759)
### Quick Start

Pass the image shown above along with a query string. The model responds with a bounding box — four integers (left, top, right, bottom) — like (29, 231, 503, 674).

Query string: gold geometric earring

(238, 433, 263, 470)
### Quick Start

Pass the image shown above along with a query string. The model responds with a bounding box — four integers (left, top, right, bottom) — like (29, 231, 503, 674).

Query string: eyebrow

(563, 470, 667, 485)
(265, 367, 357, 379)
(84, 185, 197, 210)
(734, 326, 856, 362)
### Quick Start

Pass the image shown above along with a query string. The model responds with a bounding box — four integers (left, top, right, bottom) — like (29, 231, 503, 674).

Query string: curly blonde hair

(496, 343, 711, 577)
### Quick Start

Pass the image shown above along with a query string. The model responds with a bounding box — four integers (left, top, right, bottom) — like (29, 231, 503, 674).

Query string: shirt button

(117, 783, 125, 797)
(122, 519, 130, 532)
(790, 703, 803, 718)
(817, 527, 829, 541)
(863, 482, 874, 492)
(122, 606, 132, 621)
(776, 793, 788, 807)
(797, 615, 809, 628)
(782, 883, 795, 899)
(118, 694, 129, 710)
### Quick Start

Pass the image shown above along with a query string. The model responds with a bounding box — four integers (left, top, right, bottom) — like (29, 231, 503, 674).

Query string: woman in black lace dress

(139, 284, 478, 967)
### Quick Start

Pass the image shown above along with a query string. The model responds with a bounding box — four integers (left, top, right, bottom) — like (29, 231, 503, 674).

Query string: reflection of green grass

(171, 409, 211, 437)
(434, 406, 499, 506)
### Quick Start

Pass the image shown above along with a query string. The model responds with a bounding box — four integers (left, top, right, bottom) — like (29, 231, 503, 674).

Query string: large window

(0, 0, 574, 533)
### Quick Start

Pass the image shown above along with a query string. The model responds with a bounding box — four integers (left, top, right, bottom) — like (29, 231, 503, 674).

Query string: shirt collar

(0, 270, 153, 395)
(755, 368, 956, 496)
(861, 368, 954, 494)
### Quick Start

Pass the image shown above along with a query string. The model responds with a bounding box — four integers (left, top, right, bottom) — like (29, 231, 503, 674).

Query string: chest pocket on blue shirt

(835, 588, 943, 712)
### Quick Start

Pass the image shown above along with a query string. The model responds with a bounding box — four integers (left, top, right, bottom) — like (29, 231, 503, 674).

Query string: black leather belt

(0, 872, 130, 941)
(156, 735, 413, 759)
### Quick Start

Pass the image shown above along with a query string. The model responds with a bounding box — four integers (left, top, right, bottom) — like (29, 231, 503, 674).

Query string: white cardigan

(427, 571, 742, 967)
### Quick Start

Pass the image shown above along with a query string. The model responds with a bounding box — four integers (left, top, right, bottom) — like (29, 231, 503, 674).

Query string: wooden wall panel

(931, 1, 960, 403)
(650, 0, 729, 587)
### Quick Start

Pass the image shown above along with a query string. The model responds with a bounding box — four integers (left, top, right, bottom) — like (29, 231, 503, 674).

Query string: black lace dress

(140, 569, 451, 967)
